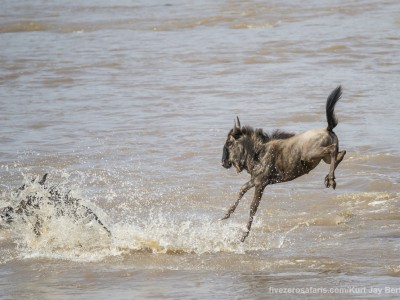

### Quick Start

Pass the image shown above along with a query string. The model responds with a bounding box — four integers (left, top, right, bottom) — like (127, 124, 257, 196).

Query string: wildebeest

(0, 174, 111, 236)
(221, 86, 346, 242)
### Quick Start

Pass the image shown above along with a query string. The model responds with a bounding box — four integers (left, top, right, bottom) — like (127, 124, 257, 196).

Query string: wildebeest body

(221, 86, 346, 242)
(1, 174, 111, 236)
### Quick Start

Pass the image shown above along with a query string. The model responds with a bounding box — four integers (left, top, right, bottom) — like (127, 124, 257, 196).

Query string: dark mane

(240, 126, 295, 143)
(270, 129, 296, 140)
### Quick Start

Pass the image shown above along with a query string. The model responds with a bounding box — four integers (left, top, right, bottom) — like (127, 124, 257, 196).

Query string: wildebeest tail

(326, 85, 342, 131)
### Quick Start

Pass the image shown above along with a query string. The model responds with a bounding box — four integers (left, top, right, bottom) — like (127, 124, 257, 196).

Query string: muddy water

(1, 0, 399, 298)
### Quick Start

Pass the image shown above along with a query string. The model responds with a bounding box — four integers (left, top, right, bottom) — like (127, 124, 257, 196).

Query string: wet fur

(221, 86, 346, 242)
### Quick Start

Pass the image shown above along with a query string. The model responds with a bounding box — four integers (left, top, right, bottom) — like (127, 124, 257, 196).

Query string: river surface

(1, 0, 399, 299)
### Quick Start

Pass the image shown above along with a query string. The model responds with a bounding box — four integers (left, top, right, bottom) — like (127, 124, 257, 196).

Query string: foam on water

(111, 214, 248, 255)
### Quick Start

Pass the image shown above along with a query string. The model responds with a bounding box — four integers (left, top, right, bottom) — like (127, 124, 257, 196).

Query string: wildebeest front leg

(241, 184, 265, 242)
(221, 180, 255, 220)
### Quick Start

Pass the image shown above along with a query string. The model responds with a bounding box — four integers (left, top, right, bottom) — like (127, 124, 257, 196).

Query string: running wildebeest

(0, 174, 111, 236)
(221, 86, 346, 242)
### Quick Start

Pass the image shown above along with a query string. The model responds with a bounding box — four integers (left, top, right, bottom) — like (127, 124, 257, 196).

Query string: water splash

(0, 173, 303, 263)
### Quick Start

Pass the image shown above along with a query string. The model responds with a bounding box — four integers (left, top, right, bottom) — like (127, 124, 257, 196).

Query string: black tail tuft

(326, 86, 342, 131)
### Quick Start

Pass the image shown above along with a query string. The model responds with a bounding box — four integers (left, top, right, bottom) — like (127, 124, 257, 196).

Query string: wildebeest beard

(0, 174, 111, 237)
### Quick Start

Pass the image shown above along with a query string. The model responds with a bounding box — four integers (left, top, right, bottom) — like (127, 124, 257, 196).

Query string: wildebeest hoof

(220, 213, 231, 221)
(241, 231, 249, 242)
(324, 175, 336, 189)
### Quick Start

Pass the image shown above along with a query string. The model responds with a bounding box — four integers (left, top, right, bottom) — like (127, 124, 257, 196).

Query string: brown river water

(1, 0, 399, 299)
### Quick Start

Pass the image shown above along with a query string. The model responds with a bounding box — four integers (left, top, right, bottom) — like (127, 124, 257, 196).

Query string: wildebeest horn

(236, 116, 241, 128)
(234, 116, 241, 131)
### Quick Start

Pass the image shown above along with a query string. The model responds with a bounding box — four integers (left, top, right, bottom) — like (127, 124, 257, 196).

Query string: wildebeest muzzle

(222, 145, 232, 169)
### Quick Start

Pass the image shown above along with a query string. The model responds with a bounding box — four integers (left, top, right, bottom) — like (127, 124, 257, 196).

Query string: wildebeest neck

(241, 128, 295, 173)
(240, 133, 267, 173)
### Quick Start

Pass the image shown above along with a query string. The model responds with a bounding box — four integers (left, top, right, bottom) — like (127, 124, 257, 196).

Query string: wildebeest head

(222, 117, 247, 173)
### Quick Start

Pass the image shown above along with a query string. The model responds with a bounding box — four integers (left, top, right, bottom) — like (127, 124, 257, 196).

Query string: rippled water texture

(1, 0, 400, 299)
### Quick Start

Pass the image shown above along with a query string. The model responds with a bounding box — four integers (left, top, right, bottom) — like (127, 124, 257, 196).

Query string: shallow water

(1, 0, 400, 298)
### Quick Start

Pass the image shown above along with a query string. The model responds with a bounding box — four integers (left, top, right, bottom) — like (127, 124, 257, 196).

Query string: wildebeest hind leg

(221, 180, 254, 220)
(324, 150, 346, 188)
(335, 150, 346, 168)
(323, 144, 340, 189)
